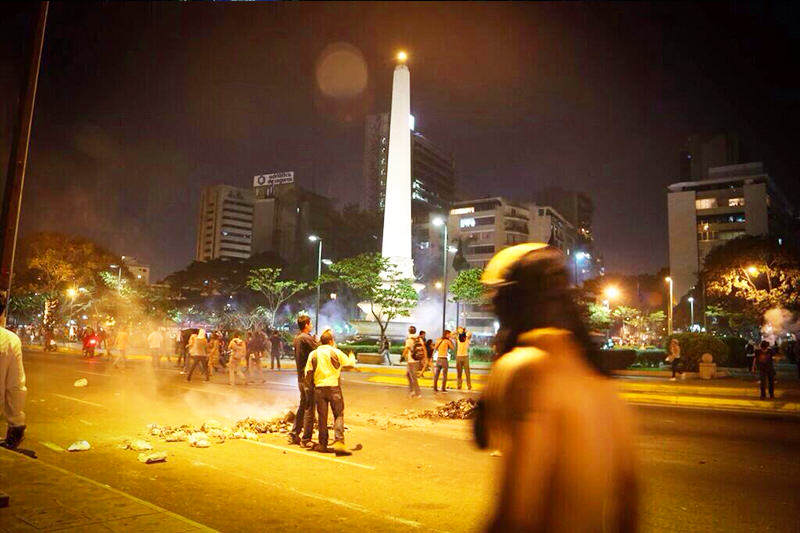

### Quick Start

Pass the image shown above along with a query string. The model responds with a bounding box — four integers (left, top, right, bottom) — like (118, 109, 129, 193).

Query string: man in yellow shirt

(304, 329, 356, 456)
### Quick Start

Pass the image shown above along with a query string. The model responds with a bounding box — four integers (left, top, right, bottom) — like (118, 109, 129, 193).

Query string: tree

(246, 268, 309, 327)
(327, 253, 418, 342)
(701, 236, 800, 319)
(585, 303, 612, 332)
(449, 268, 485, 304)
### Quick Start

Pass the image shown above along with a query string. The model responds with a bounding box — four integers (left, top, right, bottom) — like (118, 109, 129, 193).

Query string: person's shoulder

(0, 327, 22, 346)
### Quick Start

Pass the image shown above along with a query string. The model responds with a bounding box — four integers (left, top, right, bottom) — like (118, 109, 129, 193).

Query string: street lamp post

(665, 276, 674, 335)
(109, 264, 122, 292)
(688, 296, 695, 330)
(432, 217, 448, 336)
(308, 235, 322, 336)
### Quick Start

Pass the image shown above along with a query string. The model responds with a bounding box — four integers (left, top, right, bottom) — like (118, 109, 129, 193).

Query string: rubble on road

(128, 440, 153, 451)
(73, 378, 88, 387)
(147, 411, 296, 448)
(67, 441, 91, 452)
(138, 451, 167, 464)
(410, 398, 478, 420)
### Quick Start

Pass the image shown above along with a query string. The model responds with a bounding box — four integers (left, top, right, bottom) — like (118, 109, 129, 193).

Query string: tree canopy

(328, 253, 418, 341)
(700, 236, 800, 318)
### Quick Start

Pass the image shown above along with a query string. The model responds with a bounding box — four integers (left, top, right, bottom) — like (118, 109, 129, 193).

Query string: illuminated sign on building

(450, 207, 475, 215)
(459, 217, 476, 228)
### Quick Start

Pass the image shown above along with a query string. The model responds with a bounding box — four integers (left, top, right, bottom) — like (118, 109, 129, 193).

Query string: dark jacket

(293, 332, 318, 379)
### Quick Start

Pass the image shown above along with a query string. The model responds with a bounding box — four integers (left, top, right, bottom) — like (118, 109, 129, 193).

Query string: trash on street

(67, 441, 91, 452)
(138, 451, 167, 464)
(73, 378, 88, 387)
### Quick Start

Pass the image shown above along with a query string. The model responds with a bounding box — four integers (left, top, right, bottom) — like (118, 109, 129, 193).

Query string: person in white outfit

(0, 307, 26, 450)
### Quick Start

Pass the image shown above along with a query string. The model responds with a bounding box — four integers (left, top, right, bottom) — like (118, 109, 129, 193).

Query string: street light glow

(604, 286, 620, 300)
(66, 288, 78, 298)
(322, 259, 333, 266)
(432, 217, 445, 227)
(747, 266, 759, 275)
(434, 281, 443, 289)
(447, 246, 458, 253)
(688, 296, 694, 303)
(665, 276, 672, 283)
(308, 235, 319, 242)
(396, 50, 407, 63)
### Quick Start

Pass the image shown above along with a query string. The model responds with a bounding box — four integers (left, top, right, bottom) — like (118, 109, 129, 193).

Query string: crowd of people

(394, 325, 473, 398)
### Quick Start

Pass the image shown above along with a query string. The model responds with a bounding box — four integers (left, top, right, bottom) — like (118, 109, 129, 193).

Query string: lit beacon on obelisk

(381, 51, 414, 280)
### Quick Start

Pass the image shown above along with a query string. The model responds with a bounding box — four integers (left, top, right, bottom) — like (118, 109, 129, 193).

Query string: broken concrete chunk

(188, 432, 210, 448)
(138, 451, 167, 464)
(67, 441, 91, 452)
(129, 440, 152, 451)
(73, 378, 88, 387)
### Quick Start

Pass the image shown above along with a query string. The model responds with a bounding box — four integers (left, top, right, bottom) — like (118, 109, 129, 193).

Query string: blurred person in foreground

(304, 328, 357, 456)
(0, 300, 27, 451)
(474, 243, 638, 533)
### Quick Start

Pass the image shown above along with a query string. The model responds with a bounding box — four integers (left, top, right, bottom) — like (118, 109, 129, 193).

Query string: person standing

(304, 329, 357, 456)
(416, 330, 428, 377)
(186, 329, 209, 382)
(755, 340, 776, 400)
(380, 337, 391, 366)
(207, 331, 222, 375)
(288, 315, 318, 446)
(0, 302, 27, 451)
(112, 327, 129, 369)
(147, 327, 164, 369)
(248, 329, 267, 383)
(666, 338, 682, 381)
(455, 326, 473, 390)
(270, 329, 283, 370)
(474, 243, 637, 532)
(227, 333, 247, 385)
(401, 326, 424, 398)
(433, 330, 455, 393)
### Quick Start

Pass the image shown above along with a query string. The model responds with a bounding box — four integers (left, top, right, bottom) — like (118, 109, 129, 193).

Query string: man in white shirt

(0, 311, 26, 450)
(304, 329, 356, 456)
(147, 328, 164, 369)
(455, 327, 473, 390)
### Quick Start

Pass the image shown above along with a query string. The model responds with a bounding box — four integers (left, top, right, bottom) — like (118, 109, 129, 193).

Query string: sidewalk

(0, 447, 215, 532)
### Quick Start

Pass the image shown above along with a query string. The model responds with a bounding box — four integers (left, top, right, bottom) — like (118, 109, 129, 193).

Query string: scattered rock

(128, 440, 152, 451)
(73, 378, 88, 387)
(411, 399, 478, 420)
(188, 432, 210, 448)
(138, 451, 167, 464)
(67, 441, 91, 452)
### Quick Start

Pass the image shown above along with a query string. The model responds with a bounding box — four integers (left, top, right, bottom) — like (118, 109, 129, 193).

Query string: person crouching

(304, 329, 356, 456)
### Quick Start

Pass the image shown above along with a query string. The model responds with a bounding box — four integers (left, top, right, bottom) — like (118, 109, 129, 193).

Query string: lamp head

(432, 217, 444, 227)
(396, 51, 408, 63)
(308, 235, 319, 242)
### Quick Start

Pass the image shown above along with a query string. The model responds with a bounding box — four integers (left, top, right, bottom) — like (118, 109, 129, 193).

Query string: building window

(728, 198, 745, 207)
(695, 198, 717, 210)
(470, 245, 495, 255)
(460, 217, 476, 229)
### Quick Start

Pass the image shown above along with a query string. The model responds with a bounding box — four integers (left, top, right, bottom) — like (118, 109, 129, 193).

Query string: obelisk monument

(381, 51, 414, 280)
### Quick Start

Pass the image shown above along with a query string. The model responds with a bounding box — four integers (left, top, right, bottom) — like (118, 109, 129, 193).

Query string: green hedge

(596, 349, 637, 371)
(664, 333, 729, 371)
(632, 349, 667, 368)
(720, 336, 749, 368)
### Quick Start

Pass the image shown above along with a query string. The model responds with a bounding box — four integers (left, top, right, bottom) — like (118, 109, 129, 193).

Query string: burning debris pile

(147, 411, 296, 447)
(416, 399, 478, 420)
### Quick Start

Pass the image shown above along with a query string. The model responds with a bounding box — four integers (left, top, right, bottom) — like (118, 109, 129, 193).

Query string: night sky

(2, 2, 799, 280)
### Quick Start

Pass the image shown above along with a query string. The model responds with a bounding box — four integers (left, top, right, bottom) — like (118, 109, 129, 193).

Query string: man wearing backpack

(402, 326, 424, 398)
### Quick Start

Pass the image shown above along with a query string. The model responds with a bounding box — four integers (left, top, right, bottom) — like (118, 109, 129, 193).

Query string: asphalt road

(12, 350, 800, 532)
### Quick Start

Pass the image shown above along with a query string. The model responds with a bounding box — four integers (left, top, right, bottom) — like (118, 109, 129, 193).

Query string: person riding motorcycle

(82, 327, 99, 358)
(474, 243, 638, 533)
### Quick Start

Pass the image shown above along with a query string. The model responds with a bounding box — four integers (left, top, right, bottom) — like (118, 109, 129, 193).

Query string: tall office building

(667, 162, 795, 300)
(195, 185, 255, 261)
(362, 112, 456, 222)
(680, 132, 743, 180)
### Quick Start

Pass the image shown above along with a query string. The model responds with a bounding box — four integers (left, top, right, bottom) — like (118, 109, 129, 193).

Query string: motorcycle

(82, 335, 99, 358)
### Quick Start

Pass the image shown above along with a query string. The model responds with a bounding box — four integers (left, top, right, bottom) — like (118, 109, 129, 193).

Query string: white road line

(78, 370, 111, 377)
(78, 419, 94, 426)
(241, 439, 376, 470)
(191, 460, 425, 530)
(50, 393, 106, 408)
(39, 441, 65, 452)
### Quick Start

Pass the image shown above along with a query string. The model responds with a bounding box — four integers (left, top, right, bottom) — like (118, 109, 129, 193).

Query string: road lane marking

(50, 393, 106, 408)
(39, 441, 65, 452)
(78, 419, 94, 426)
(78, 370, 111, 377)
(241, 439, 376, 470)
(191, 459, 429, 530)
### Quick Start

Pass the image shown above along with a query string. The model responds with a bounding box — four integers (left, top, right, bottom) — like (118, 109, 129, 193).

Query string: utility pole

(0, 2, 48, 326)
